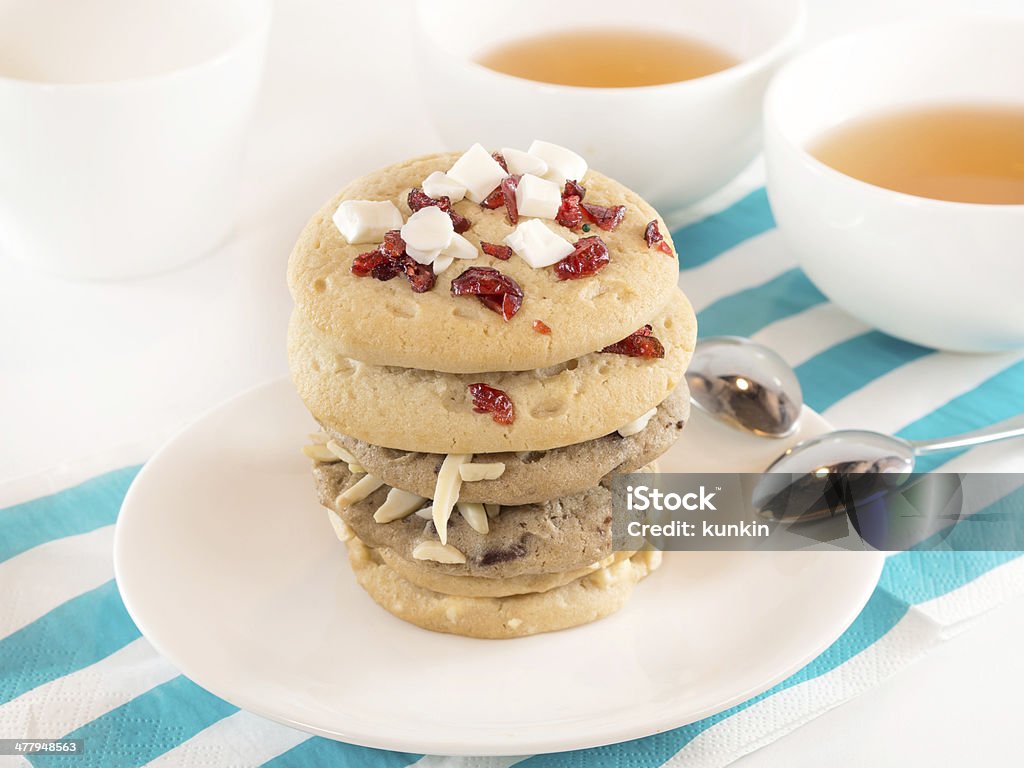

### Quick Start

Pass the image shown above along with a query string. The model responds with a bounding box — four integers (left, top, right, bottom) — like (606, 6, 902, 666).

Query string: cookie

(289, 289, 695, 454)
(317, 462, 619, 579)
(345, 535, 662, 638)
(374, 544, 635, 598)
(325, 383, 688, 504)
(287, 152, 680, 374)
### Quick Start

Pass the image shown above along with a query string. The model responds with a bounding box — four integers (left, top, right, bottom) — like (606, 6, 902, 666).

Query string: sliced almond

(415, 505, 433, 520)
(617, 407, 657, 437)
(459, 462, 506, 482)
(412, 540, 467, 564)
(303, 444, 341, 462)
(485, 503, 501, 519)
(326, 509, 354, 542)
(336, 474, 385, 506)
(308, 431, 330, 445)
(374, 487, 428, 523)
(347, 463, 366, 474)
(432, 453, 471, 545)
(457, 501, 489, 534)
(326, 439, 358, 464)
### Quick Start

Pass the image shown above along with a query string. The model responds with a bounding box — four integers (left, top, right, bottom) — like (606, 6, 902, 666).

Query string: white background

(2, 0, 1023, 763)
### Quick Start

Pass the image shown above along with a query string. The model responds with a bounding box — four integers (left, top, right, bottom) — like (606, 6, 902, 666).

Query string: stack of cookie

(288, 142, 696, 638)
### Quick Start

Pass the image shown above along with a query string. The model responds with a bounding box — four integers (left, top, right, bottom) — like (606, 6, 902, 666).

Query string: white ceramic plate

(115, 378, 884, 756)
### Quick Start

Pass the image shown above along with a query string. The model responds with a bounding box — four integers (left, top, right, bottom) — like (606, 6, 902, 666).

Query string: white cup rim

(416, 0, 806, 95)
(765, 14, 1024, 212)
(0, 0, 273, 91)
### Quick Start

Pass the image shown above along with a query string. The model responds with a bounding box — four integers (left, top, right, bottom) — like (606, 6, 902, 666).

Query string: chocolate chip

(479, 542, 528, 566)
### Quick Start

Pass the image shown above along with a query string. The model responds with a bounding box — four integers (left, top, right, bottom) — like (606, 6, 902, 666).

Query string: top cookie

(288, 151, 680, 374)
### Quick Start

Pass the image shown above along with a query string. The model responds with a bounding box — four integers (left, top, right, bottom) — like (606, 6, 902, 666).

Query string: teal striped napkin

(3, 172, 1023, 767)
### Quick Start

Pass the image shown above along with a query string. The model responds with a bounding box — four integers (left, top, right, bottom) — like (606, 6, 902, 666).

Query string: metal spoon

(685, 336, 804, 438)
(754, 416, 1024, 522)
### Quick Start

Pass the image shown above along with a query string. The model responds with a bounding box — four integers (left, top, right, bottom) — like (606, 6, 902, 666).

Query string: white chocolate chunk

(528, 140, 587, 186)
(432, 252, 455, 275)
(501, 147, 548, 177)
(457, 501, 489, 534)
(506, 617, 523, 630)
(422, 171, 467, 202)
(515, 173, 561, 219)
(326, 509, 355, 542)
(332, 199, 403, 244)
(325, 439, 357, 464)
(336, 474, 385, 506)
(617, 407, 658, 437)
(412, 540, 467, 564)
(637, 549, 663, 571)
(446, 143, 508, 203)
(432, 453, 472, 545)
(401, 206, 454, 258)
(459, 462, 506, 482)
(442, 232, 478, 260)
(504, 219, 574, 268)
(374, 487, 428, 523)
(485, 503, 501, 519)
(589, 564, 614, 588)
(303, 444, 340, 462)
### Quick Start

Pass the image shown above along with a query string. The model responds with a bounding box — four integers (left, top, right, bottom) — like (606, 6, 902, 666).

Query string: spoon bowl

(754, 416, 1024, 527)
(686, 336, 804, 438)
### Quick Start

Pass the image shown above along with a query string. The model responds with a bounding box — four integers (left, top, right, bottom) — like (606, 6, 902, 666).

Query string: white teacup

(764, 17, 1024, 352)
(414, 0, 804, 210)
(0, 0, 272, 280)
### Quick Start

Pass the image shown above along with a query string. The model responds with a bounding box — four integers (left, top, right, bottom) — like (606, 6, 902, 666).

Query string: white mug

(0, 0, 272, 280)
(764, 17, 1024, 352)
(414, 0, 804, 210)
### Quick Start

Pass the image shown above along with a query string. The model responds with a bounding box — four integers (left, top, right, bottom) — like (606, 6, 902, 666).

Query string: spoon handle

(910, 414, 1024, 456)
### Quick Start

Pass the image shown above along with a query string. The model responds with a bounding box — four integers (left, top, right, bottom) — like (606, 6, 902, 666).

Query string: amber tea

(809, 105, 1024, 205)
(476, 28, 739, 88)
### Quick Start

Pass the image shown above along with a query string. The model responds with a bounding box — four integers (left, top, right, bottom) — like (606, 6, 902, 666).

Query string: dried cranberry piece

(408, 187, 472, 234)
(373, 257, 405, 281)
(564, 179, 587, 200)
(492, 152, 509, 173)
(480, 185, 505, 209)
(449, 210, 471, 234)
(601, 326, 666, 358)
(352, 232, 436, 292)
(532, 320, 552, 335)
(501, 174, 521, 224)
(553, 235, 610, 280)
(635, 324, 654, 336)
(581, 202, 626, 231)
(352, 249, 389, 277)
(644, 219, 674, 255)
(380, 229, 405, 259)
(450, 266, 523, 321)
(644, 219, 663, 247)
(395, 256, 432, 293)
(480, 241, 513, 260)
(468, 383, 515, 425)
(556, 193, 584, 229)
(408, 187, 443, 213)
